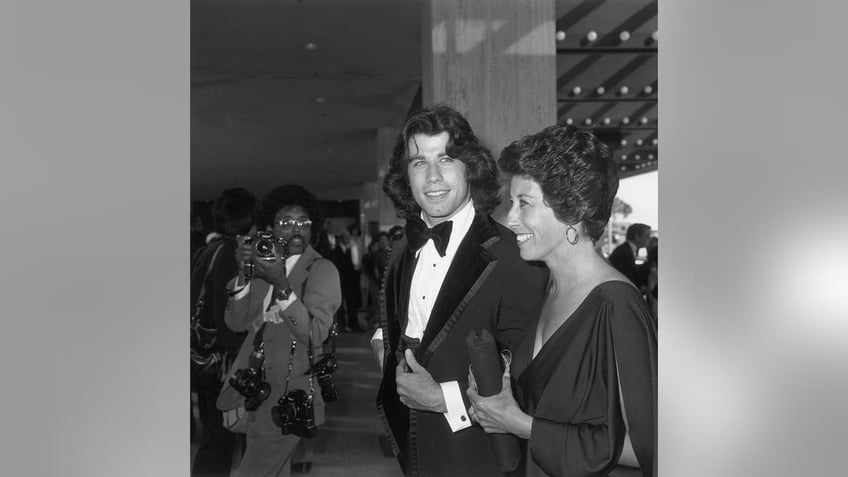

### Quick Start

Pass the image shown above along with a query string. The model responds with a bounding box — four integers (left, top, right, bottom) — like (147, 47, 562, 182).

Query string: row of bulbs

(619, 161, 657, 172)
(569, 85, 654, 96)
(565, 116, 655, 126)
(621, 153, 655, 161)
(621, 138, 658, 147)
(556, 30, 658, 44)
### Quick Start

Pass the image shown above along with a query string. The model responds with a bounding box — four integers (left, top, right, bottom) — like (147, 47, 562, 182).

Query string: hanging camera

(311, 353, 341, 402)
(271, 389, 318, 438)
(229, 346, 271, 411)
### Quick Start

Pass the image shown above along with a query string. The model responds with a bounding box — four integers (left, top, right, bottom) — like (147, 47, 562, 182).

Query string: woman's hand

(466, 366, 533, 439)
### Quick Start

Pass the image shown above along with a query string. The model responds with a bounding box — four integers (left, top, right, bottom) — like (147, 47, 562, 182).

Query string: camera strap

(282, 329, 315, 400)
(248, 322, 268, 378)
(191, 243, 224, 333)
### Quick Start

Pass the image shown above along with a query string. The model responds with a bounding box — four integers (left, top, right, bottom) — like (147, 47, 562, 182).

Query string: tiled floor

(191, 322, 403, 477)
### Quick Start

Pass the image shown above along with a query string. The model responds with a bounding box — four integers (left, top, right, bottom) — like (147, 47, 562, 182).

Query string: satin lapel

(381, 237, 416, 343)
(419, 212, 499, 365)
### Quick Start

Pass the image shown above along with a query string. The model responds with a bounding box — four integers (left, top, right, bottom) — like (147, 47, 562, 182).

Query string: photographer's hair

(382, 104, 501, 218)
(498, 123, 619, 242)
(257, 184, 326, 247)
(212, 188, 257, 237)
(626, 223, 652, 242)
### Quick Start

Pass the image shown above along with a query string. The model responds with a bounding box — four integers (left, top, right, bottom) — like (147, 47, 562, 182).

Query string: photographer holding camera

(216, 184, 341, 477)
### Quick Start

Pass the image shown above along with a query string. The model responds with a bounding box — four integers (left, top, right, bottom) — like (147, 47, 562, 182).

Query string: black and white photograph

(190, 1, 657, 475)
(5, 0, 848, 476)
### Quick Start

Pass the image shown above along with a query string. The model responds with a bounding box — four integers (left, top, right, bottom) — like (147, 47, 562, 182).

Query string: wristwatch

(274, 284, 293, 301)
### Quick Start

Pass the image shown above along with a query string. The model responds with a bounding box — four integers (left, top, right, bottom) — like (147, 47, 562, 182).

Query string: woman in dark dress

(466, 124, 657, 476)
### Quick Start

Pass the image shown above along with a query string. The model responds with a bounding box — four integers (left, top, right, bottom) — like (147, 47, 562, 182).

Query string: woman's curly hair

(257, 184, 326, 247)
(498, 124, 619, 242)
(382, 105, 501, 218)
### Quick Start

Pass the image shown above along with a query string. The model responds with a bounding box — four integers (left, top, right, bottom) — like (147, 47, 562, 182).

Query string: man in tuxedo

(373, 105, 548, 476)
(608, 222, 652, 285)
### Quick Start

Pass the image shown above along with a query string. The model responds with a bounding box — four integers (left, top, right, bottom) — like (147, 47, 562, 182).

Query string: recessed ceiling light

(555, 30, 566, 42)
(315, 97, 326, 103)
(305, 42, 318, 51)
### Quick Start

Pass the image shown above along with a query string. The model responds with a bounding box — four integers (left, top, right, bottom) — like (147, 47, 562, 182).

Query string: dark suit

(377, 210, 548, 477)
(608, 242, 639, 285)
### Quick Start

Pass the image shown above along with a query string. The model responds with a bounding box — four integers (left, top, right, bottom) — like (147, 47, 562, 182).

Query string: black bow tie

(405, 216, 453, 257)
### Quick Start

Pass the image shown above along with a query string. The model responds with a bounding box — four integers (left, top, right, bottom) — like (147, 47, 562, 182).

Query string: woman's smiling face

(505, 175, 569, 263)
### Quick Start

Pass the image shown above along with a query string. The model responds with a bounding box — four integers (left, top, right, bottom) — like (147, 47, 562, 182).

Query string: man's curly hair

(498, 124, 619, 242)
(257, 184, 326, 247)
(382, 105, 501, 219)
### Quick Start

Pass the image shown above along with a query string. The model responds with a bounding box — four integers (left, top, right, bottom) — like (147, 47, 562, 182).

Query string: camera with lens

(316, 372, 341, 402)
(229, 367, 271, 411)
(242, 232, 285, 281)
(271, 389, 318, 438)
(310, 353, 340, 401)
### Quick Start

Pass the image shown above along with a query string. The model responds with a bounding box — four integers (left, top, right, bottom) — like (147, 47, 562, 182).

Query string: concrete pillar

(422, 0, 557, 222)
(376, 126, 401, 230)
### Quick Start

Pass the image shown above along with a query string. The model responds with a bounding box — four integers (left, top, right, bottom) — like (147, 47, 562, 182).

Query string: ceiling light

(586, 31, 598, 42)
(596, 86, 605, 95)
(640, 116, 649, 125)
(636, 139, 643, 146)
(315, 97, 326, 103)
(651, 31, 658, 42)
(619, 31, 630, 42)
(621, 116, 630, 125)
(620, 139, 628, 146)
(565, 118, 574, 125)
(572, 86, 582, 95)
(584, 118, 593, 126)
(619, 86, 629, 95)
(643, 85, 654, 95)
(556, 30, 566, 41)
(305, 42, 318, 51)
(603, 117, 611, 125)
(652, 138, 658, 146)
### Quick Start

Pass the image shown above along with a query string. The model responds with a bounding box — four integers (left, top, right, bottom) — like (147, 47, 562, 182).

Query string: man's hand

(396, 349, 446, 413)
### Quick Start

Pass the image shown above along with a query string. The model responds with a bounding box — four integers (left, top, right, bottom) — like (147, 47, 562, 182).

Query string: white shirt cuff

(440, 380, 472, 432)
(370, 328, 384, 345)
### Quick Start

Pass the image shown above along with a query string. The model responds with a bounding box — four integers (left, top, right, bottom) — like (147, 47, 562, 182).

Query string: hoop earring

(565, 225, 579, 245)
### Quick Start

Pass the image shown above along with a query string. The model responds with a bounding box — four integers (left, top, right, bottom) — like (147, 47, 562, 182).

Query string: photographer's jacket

(377, 210, 548, 477)
(217, 245, 341, 437)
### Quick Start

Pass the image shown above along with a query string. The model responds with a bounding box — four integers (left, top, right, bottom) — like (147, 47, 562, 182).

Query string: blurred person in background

(216, 184, 341, 477)
(608, 223, 652, 286)
(191, 188, 256, 477)
(467, 124, 657, 476)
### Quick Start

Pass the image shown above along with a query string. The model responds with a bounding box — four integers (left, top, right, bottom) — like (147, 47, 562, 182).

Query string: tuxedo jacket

(376, 210, 548, 477)
(216, 245, 341, 436)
